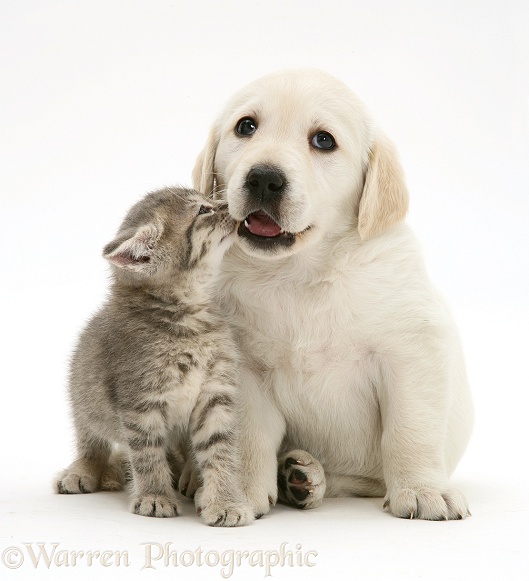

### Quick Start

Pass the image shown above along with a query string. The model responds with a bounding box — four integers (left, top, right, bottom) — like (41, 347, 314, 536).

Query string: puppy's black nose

(246, 165, 286, 202)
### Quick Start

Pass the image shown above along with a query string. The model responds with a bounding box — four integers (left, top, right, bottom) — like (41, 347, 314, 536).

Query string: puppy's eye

(197, 205, 213, 216)
(311, 131, 336, 150)
(236, 117, 257, 136)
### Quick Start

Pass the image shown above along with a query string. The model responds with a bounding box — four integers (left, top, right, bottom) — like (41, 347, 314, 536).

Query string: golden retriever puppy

(190, 69, 473, 520)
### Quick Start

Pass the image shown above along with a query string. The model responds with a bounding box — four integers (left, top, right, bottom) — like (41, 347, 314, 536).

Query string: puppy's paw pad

(131, 494, 180, 517)
(278, 450, 326, 509)
(384, 486, 470, 521)
(57, 472, 99, 494)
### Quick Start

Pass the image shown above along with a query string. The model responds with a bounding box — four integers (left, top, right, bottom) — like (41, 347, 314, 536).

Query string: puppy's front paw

(242, 475, 278, 519)
(195, 488, 254, 527)
(278, 450, 326, 509)
(384, 486, 470, 520)
(131, 493, 180, 517)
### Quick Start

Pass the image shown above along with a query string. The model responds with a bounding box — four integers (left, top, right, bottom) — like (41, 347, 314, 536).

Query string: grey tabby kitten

(56, 187, 254, 527)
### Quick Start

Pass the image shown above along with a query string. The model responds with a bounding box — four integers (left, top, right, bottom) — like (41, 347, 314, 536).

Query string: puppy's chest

(235, 289, 365, 371)
(230, 277, 379, 392)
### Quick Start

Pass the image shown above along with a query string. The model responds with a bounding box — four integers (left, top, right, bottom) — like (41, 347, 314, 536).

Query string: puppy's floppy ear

(103, 222, 163, 272)
(358, 135, 409, 240)
(192, 122, 220, 198)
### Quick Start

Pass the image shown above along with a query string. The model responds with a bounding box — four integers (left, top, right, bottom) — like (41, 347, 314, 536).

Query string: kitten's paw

(384, 486, 470, 521)
(195, 488, 254, 527)
(56, 470, 99, 494)
(100, 460, 126, 491)
(131, 494, 180, 518)
(178, 461, 200, 499)
(277, 450, 326, 509)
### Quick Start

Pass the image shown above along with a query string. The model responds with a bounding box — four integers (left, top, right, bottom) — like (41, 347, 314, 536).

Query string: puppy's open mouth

(238, 210, 310, 250)
(244, 211, 283, 237)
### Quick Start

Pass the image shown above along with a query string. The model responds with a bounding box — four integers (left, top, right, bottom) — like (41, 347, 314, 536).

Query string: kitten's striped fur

(56, 188, 254, 526)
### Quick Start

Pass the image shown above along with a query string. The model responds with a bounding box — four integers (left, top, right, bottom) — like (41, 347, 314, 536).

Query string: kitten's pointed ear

(103, 222, 163, 272)
(358, 135, 409, 240)
(192, 121, 220, 198)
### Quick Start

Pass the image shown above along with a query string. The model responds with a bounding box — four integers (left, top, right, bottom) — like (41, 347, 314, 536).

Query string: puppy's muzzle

(245, 165, 286, 203)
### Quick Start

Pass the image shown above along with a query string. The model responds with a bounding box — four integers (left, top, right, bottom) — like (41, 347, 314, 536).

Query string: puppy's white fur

(193, 69, 473, 520)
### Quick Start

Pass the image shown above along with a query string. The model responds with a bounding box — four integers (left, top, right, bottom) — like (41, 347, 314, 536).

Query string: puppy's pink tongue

(246, 211, 282, 237)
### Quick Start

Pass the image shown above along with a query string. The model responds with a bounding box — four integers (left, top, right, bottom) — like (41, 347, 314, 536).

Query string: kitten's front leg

(121, 410, 180, 518)
(224, 368, 285, 518)
(189, 375, 255, 527)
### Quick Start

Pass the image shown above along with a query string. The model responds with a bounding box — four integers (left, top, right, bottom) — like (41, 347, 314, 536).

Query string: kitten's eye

(197, 205, 213, 216)
(236, 117, 257, 136)
(311, 131, 336, 150)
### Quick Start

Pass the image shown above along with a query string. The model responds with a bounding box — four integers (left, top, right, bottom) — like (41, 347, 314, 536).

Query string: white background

(1, 1, 528, 579)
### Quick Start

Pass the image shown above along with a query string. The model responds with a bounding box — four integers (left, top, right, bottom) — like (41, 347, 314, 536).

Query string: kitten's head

(103, 187, 237, 290)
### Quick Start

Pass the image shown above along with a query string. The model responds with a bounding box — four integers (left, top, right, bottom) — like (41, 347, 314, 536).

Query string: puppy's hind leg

(325, 474, 386, 498)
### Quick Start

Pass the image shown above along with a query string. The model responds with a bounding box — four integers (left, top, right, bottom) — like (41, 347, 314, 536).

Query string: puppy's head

(103, 188, 237, 289)
(193, 69, 409, 260)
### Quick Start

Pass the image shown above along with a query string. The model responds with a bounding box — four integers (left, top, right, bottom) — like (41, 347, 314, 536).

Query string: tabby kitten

(56, 187, 254, 527)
